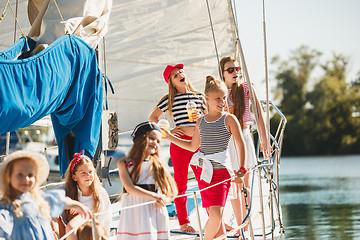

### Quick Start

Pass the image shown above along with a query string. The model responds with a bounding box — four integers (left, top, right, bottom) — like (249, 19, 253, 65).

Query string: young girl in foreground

(62, 151, 111, 239)
(164, 76, 247, 240)
(220, 56, 269, 238)
(117, 121, 177, 240)
(149, 63, 207, 233)
(0, 151, 92, 240)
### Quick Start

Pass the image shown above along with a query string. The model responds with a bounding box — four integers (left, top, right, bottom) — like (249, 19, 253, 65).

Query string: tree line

(269, 45, 360, 156)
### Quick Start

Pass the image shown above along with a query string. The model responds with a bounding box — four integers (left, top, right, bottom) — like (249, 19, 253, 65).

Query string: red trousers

(170, 135, 196, 226)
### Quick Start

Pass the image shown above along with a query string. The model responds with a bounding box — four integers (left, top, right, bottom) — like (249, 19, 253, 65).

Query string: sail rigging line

(13, 0, 18, 43)
(205, 0, 223, 81)
(262, 0, 271, 161)
(228, 0, 267, 161)
(0, 0, 26, 39)
(52, 0, 70, 35)
(0, 0, 9, 22)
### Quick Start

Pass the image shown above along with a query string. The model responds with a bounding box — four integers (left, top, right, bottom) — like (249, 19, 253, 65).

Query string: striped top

(227, 81, 253, 125)
(198, 113, 232, 169)
(157, 92, 206, 127)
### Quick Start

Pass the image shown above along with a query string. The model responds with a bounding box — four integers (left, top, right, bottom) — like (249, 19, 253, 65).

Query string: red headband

(70, 150, 84, 173)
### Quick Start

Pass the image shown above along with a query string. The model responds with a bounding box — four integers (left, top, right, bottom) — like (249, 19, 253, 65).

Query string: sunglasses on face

(224, 66, 241, 74)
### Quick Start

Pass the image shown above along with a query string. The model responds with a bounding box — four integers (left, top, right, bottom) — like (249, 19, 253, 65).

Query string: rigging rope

(0, 0, 26, 39)
(262, 0, 271, 160)
(205, 0, 223, 81)
(0, 0, 9, 22)
(52, 0, 70, 35)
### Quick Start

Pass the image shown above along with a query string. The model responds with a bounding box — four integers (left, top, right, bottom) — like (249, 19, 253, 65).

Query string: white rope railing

(47, 172, 255, 240)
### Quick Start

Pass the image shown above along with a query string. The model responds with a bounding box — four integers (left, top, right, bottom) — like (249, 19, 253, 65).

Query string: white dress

(229, 128, 257, 170)
(116, 160, 170, 240)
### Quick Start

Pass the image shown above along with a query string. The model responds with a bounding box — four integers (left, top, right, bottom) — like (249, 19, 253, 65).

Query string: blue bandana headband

(131, 121, 161, 142)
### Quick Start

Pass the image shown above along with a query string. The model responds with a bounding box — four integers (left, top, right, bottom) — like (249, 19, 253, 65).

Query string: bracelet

(240, 166, 247, 175)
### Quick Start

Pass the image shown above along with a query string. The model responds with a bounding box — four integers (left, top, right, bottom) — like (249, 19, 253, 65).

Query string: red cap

(163, 64, 184, 83)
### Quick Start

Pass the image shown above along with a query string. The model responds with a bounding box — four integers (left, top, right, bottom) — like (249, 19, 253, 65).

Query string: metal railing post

(194, 191, 204, 240)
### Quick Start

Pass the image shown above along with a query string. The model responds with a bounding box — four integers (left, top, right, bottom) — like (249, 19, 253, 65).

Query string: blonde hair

(160, 67, 200, 118)
(76, 220, 108, 240)
(219, 56, 245, 129)
(0, 158, 50, 219)
(125, 131, 177, 198)
(63, 155, 102, 223)
(204, 75, 227, 95)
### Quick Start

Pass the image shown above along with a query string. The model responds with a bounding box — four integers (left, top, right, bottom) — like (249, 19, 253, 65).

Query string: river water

(279, 155, 360, 240)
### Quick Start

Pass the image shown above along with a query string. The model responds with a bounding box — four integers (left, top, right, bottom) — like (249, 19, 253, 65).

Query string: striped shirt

(157, 92, 206, 127)
(227, 81, 253, 125)
(198, 113, 232, 169)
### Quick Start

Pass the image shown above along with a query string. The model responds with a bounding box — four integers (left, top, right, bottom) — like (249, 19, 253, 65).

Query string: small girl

(117, 121, 178, 240)
(220, 56, 269, 237)
(0, 151, 92, 240)
(62, 151, 111, 239)
(149, 63, 207, 233)
(164, 76, 247, 240)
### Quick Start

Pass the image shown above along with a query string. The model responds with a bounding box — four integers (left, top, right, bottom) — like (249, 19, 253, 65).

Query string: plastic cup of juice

(186, 101, 197, 122)
(158, 119, 170, 139)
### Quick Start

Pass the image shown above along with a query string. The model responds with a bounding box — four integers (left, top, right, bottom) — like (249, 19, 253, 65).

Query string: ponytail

(204, 75, 227, 95)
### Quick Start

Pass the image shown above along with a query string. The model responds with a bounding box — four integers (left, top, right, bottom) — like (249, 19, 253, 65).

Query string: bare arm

(226, 114, 247, 170)
(64, 197, 92, 219)
(164, 121, 200, 152)
(252, 89, 269, 157)
(117, 160, 166, 207)
(148, 106, 163, 123)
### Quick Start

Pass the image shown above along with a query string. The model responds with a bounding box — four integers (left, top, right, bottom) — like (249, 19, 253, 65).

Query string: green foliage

(272, 46, 360, 155)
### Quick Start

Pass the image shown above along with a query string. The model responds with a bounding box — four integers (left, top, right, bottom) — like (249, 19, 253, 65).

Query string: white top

(78, 186, 111, 234)
(127, 160, 155, 185)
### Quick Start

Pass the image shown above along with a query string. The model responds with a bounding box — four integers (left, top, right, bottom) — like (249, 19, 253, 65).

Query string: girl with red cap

(149, 64, 207, 233)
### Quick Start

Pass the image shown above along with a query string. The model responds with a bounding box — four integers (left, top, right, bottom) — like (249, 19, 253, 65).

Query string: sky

(235, 0, 360, 99)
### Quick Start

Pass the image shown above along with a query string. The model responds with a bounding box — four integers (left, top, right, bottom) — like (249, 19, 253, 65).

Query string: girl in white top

(220, 56, 270, 238)
(164, 76, 247, 240)
(117, 122, 177, 240)
(62, 151, 111, 240)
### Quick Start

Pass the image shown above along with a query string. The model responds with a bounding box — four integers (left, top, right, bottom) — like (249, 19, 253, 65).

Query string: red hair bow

(70, 150, 84, 173)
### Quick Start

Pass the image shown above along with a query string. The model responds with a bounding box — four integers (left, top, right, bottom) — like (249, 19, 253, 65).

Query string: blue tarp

(0, 35, 103, 175)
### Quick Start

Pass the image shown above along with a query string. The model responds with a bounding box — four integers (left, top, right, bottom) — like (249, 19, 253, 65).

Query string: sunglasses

(224, 67, 241, 74)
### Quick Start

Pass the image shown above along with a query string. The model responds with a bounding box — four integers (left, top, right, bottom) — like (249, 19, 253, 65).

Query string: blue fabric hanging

(0, 35, 103, 175)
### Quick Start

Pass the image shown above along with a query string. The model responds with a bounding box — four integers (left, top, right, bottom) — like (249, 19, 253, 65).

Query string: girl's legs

(170, 140, 196, 232)
(65, 215, 87, 240)
(230, 183, 242, 235)
(230, 174, 250, 237)
(204, 206, 225, 240)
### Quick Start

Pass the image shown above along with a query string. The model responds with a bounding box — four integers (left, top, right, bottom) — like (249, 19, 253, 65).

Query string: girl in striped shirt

(163, 76, 246, 240)
(220, 56, 269, 238)
(149, 64, 206, 233)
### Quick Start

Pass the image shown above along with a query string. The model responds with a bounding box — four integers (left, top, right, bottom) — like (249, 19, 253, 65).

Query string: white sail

(103, 0, 237, 131)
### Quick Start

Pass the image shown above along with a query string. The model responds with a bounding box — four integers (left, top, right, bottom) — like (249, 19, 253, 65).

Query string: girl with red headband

(60, 151, 111, 240)
(149, 64, 207, 233)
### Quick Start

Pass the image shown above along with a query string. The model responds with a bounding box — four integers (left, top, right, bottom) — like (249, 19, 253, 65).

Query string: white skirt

(229, 128, 257, 170)
(117, 193, 170, 240)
